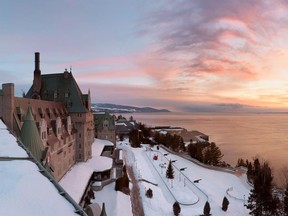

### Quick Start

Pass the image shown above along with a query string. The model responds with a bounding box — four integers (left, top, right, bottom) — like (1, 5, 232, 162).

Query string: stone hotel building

(0, 53, 94, 181)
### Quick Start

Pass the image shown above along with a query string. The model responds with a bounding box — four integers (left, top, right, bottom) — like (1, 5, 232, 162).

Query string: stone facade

(0, 52, 94, 181)
(94, 112, 116, 145)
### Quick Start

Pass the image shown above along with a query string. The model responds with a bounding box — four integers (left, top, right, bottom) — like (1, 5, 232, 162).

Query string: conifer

(284, 184, 288, 215)
(173, 201, 181, 216)
(222, 196, 229, 211)
(166, 160, 174, 179)
(203, 201, 211, 216)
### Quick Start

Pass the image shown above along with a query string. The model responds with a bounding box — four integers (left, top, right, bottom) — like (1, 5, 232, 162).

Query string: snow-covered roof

(159, 130, 167, 135)
(115, 122, 127, 126)
(92, 139, 114, 156)
(0, 120, 83, 216)
(60, 163, 94, 203)
(60, 139, 113, 203)
(0, 127, 28, 157)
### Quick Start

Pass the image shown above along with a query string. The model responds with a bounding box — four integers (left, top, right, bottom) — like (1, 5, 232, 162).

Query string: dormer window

(67, 116, 72, 135)
(103, 120, 109, 128)
(56, 117, 62, 139)
(39, 118, 47, 145)
(65, 90, 70, 98)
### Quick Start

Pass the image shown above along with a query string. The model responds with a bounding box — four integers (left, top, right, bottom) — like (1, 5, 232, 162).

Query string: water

(123, 112, 288, 186)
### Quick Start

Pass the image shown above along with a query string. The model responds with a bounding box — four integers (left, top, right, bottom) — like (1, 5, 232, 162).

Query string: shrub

(146, 188, 153, 198)
(115, 172, 129, 193)
(222, 196, 229, 211)
(173, 201, 181, 216)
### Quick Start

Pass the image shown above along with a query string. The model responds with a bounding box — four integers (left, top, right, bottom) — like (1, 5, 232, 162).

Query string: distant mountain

(91, 103, 170, 113)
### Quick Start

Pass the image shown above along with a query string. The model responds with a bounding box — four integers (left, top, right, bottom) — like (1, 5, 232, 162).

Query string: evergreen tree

(173, 201, 181, 216)
(236, 158, 246, 167)
(154, 132, 161, 144)
(208, 142, 223, 166)
(129, 129, 140, 148)
(222, 196, 229, 211)
(247, 161, 253, 181)
(284, 184, 288, 215)
(166, 160, 174, 179)
(203, 201, 211, 216)
(247, 159, 279, 215)
(146, 188, 153, 198)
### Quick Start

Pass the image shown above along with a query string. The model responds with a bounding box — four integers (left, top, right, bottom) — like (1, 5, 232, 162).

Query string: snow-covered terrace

(0, 120, 84, 216)
(60, 139, 114, 203)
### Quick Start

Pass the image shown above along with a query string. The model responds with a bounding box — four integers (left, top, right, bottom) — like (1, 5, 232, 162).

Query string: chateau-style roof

(26, 71, 89, 113)
(20, 106, 44, 162)
(94, 112, 115, 130)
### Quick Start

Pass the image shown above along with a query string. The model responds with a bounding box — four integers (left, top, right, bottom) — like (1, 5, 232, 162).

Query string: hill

(91, 103, 170, 113)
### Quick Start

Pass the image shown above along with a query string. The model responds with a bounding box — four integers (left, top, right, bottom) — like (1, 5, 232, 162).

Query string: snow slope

(119, 140, 251, 216)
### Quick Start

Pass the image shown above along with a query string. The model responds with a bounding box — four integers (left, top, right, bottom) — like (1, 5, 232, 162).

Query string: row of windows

(54, 91, 71, 99)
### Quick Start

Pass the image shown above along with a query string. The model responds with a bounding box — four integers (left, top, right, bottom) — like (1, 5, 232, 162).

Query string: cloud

(136, 0, 288, 109)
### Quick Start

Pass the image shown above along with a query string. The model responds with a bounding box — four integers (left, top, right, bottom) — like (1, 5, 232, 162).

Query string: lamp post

(163, 153, 169, 162)
(179, 167, 187, 182)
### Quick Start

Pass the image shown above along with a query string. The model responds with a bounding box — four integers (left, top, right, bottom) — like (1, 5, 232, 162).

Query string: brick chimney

(33, 52, 41, 98)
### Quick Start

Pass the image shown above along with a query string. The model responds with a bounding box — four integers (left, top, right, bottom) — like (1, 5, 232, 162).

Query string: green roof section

(26, 71, 88, 113)
(20, 106, 44, 162)
(94, 111, 115, 130)
(100, 203, 107, 216)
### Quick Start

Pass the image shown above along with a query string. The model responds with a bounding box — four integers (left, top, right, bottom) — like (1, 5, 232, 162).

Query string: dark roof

(94, 112, 115, 130)
(26, 71, 88, 113)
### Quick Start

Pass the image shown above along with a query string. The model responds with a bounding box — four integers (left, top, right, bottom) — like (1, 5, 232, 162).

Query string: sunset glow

(2, 0, 288, 112)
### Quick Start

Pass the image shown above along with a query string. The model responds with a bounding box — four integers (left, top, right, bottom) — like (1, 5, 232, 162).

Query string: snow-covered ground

(60, 138, 133, 216)
(60, 139, 113, 203)
(92, 183, 132, 216)
(118, 139, 251, 216)
(60, 137, 251, 215)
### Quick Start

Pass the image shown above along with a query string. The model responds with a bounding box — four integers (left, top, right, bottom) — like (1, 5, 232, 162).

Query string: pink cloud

(131, 0, 288, 109)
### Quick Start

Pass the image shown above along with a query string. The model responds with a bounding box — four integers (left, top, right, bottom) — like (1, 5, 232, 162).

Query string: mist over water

(125, 112, 288, 186)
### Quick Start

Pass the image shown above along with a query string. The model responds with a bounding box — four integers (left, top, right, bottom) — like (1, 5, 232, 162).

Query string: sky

(2, 0, 288, 112)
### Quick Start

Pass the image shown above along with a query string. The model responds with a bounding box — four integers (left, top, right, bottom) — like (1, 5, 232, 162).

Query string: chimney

(35, 52, 40, 71)
(33, 52, 41, 98)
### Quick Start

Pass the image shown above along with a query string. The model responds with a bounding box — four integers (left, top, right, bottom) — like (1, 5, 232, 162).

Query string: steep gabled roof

(94, 112, 115, 130)
(26, 71, 88, 113)
(20, 106, 44, 162)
